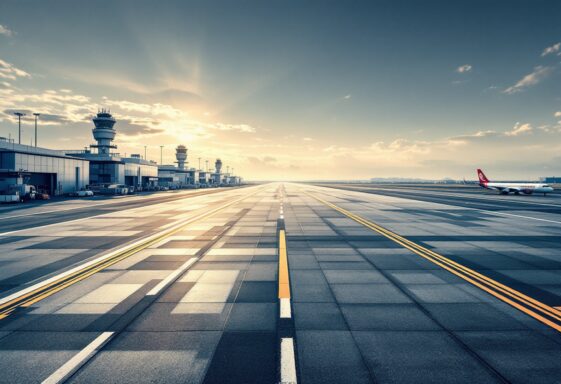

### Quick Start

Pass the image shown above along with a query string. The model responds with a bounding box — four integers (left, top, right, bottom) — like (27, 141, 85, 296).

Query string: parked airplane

(477, 169, 554, 195)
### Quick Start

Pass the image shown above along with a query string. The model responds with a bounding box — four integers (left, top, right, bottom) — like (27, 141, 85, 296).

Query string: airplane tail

(477, 169, 489, 184)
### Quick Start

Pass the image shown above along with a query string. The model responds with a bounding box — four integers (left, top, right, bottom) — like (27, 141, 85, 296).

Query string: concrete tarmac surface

(0, 183, 560, 383)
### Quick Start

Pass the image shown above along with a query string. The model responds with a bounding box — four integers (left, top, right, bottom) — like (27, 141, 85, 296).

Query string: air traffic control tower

(69, 109, 158, 187)
(90, 109, 117, 155)
(176, 145, 187, 170)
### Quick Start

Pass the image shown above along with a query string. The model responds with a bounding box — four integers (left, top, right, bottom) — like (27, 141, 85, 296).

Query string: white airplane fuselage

(480, 182, 554, 195)
(477, 169, 554, 195)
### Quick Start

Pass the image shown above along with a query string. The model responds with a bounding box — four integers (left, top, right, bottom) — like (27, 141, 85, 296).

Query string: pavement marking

(478, 210, 561, 225)
(146, 257, 199, 296)
(307, 192, 561, 333)
(0, 186, 265, 319)
(278, 229, 291, 300)
(0, 188, 233, 220)
(280, 297, 292, 319)
(41, 331, 114, 384)
(0, 188, 234, 237)
(280, 338, 298, 384)
(41, 192, 255, 382)
(311, 184, 561, 225)
(333, 184, 561, 208)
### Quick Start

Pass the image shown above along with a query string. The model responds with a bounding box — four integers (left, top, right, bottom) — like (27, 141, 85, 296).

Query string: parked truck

(0, 184, 36, 203)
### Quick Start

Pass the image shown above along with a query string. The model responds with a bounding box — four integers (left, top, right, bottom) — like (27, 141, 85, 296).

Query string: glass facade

(89, 161, 124, 185)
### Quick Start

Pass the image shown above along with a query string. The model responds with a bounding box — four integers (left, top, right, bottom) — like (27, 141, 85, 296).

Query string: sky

(0, 0, 560, 181)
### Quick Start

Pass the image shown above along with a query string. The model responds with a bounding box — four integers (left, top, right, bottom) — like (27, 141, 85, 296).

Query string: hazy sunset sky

(1, 0, 561, 180)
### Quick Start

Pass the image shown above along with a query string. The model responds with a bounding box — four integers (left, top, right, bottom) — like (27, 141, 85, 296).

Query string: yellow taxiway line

(0, 187, 264, 319)
(306, 191, 561, 333)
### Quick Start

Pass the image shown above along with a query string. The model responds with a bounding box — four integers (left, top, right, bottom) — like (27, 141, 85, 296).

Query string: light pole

(160, 145, 164, 165)
(33, 113, 40, 147)
(14, 112, 25, 144)
(198, 157, 201, 170)
(205, 160, 209, 172)
(144, 145, 147, 160)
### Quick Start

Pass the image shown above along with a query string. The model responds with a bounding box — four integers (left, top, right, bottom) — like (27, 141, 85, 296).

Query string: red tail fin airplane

(477, 169, 554, 195)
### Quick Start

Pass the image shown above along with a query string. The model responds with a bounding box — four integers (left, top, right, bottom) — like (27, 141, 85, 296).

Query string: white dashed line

(42, 331, 114, 384)
(280, 338, 298, 384)
(146, 257, 198, 296)
(280, 297, 291, 319)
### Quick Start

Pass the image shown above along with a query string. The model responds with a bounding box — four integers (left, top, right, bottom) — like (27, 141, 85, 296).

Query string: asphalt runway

(0, 183, 560, 383)
(0, 188, 239, 234)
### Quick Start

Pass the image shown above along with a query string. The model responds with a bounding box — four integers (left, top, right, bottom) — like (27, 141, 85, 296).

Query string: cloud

(0, 59, 31, 81)
(102, 97, 256, 136)
(2, 109, 72, 125)
(247, 156, 300, 172)
(505, 122, 533, 136)
(503, 66, 553, 94)
(555, 111, 561, 118)
(0, 25, 13, 37)
(456, 64, 472, 73)
(213, 123, 256, 133)
(343, 94, 352, 100)
(541, 42, 561, 57)
(370, 139, 431, 155)
(449, 130, 498, 143)
(117, 118, 165, 136)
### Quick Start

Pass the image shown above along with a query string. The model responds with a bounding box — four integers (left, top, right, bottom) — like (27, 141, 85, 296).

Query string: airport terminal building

(69, 110, 159, 188)
(157, 145, 200, 188)
(1, 109, 242, 196)
(0, 139, 90, 195)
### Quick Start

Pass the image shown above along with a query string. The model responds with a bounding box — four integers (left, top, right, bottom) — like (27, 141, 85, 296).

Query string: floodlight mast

(14, 112, 25, 144)
(33, 113, 40, 147)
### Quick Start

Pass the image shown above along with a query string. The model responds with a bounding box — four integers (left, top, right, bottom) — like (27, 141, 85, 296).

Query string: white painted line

(327, 184, 561, 208)
(280, 214, 284, 220)
(309, 184, 561, 226)
(280, 338, 297, 384)
(0, 215, 99, 238)
(0, 187, 236, 237)
(1, 190, 197, 220)
(0, 187, 261, 307)
(146, 257, 198, 296)
(280, 298, 291, 319)
(42, 331, 114, 384)
(2, 206, 94, 220)
(480, 210, 561, 225)
(0, 197, 156, 220)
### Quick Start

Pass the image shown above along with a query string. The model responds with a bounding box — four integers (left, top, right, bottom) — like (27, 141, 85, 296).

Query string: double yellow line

(0, 187, 263, 320)
(307, 192, 561, 333)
